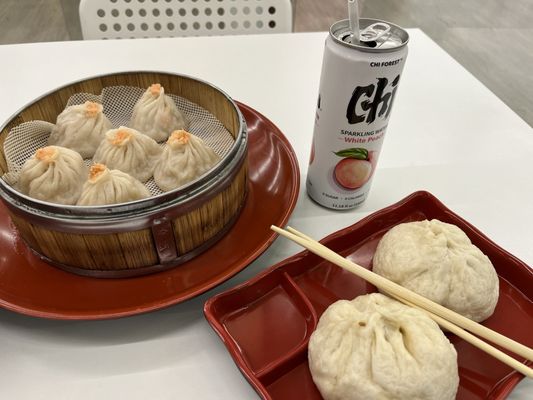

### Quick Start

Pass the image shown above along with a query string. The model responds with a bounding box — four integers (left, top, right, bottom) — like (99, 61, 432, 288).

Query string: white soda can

(306, 19, 409, 209)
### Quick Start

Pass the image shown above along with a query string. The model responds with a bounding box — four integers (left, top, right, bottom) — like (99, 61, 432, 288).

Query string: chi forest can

(306, 18, 409, 210)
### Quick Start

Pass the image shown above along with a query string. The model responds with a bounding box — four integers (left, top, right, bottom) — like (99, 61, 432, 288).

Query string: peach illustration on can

(333, 148, 373, 189)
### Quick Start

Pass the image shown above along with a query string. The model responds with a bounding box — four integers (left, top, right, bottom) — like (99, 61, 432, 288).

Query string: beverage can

(306, 18, 409, 210)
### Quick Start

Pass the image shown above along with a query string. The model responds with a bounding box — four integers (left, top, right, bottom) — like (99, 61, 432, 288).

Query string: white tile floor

(0, 0, 532, 127)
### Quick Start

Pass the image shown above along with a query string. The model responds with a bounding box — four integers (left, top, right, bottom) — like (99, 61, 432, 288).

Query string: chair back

(79, 0, 293, 39)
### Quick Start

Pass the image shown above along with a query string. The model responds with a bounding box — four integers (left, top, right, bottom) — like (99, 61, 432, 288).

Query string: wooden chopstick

(282, 225, 533, 360)
(385, 291, 533, 379)
(271, 225, 533, 378)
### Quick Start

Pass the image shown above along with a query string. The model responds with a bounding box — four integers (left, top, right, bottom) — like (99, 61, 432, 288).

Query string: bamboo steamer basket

(0, 71, 248, 278)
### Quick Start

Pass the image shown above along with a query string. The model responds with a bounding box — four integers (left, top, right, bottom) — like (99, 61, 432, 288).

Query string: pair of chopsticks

(270, 225, 533, 379)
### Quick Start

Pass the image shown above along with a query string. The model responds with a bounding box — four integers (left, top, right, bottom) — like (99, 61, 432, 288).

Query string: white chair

(79, 0, 293, 40)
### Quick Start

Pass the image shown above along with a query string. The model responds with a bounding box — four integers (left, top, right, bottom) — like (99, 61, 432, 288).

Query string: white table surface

(0, 30, 531, 399)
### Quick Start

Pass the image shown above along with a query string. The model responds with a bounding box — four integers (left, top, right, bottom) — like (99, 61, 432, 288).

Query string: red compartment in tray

(204, 191, 533, 400)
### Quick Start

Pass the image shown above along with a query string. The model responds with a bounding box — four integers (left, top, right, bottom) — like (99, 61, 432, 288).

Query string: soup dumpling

(130, 83, 187, 142)
(17, 146, 87, 205)
(93, 126, 162, 182)
(77, 164, 151, 206)
(154, 130, 220, 192)
(48, 101, 112, 158)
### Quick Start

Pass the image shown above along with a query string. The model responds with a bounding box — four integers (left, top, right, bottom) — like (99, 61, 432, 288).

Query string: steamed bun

(308, 293, 459, 400)
(373, 219, 499, 322)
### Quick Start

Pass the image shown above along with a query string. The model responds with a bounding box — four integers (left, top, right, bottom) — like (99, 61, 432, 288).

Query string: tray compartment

(208, 269, 316, 377)
(263, 350, 322, 400)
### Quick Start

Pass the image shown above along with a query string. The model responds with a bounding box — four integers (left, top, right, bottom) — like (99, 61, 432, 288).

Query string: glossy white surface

(0, 31, 531, 399)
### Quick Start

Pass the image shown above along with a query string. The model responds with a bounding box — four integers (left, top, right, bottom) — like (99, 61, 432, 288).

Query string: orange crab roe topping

(35, 147, 57, 163)
(84, 101, 102, 118)
(149, 83, 162, 96)
(111, 128, 133, 146)
(168, 130, 191, 145)
(89, 163, 107, 182)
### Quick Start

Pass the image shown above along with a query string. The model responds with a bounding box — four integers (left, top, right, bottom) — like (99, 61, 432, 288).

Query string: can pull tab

(359, 22, 391, 42)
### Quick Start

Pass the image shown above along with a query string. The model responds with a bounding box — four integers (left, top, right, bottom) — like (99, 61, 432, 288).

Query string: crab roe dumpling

(154, 130, 220, 192)
(48, 101, 112, 158)
(17, 146, 87, 205)
(130, 83, 187, 142)
(93, 126, 162, 182)
(77, 163, 151, 206)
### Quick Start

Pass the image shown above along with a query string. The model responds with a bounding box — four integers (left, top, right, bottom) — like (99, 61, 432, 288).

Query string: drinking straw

(348, 0, 360, 43)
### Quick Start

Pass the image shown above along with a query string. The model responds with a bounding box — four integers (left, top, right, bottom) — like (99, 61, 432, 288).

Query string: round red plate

(0, 102, 300, 320)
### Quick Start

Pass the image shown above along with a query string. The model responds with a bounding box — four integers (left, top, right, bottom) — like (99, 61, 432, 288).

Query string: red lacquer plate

(0, 102, 300, 320)
(204, 191, 533, 400)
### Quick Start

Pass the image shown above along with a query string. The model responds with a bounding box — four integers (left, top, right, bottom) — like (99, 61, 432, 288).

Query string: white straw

(348, 0, 360, 43)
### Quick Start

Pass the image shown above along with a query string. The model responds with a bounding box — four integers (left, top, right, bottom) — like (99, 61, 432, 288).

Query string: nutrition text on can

(306, 19, 409, 210)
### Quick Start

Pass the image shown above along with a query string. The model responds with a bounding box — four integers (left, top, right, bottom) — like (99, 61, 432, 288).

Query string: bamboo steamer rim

(0, 71, 246, 222)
